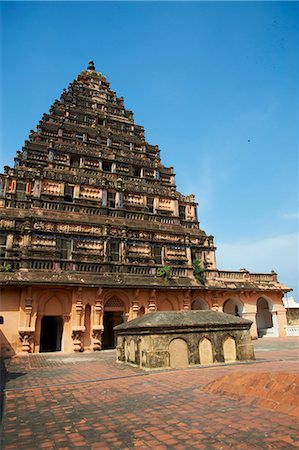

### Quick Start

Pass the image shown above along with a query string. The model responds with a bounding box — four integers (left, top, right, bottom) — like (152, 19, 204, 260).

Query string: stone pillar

(120, 241, 126, 262)
(132, 302, 140, 319)
(152, 196, 158, 214)
(173, 200, 179, 216)
(242, 312, 258, 339)
(92, 289, 104, 351)
(73, 185, 80, 199)
(72, 289, 85, 351)
(6, 234, 13, 250)
(276, 310, 287, 337)
(18, 287, 35, 353)
(161, 247, 165, 265)
(183, 290, 191, 310)
(148, 289, 157, 312)
(33, 180, 41, 197)
(103, 239, 108, 262)
(132, 289, 141, 319)
(186, 247, 192, 267)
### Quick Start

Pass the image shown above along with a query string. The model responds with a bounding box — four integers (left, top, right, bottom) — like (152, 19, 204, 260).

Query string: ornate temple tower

(0, 62, 290, 354)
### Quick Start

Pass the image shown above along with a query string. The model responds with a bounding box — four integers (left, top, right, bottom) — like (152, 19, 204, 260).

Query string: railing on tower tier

(0, 257, 193, 279)
(2, 198, 191, 226)
(205, 270, 278, 283)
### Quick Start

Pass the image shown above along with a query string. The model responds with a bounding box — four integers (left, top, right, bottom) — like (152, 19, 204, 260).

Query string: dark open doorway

(103, 312, 123, 349)
(40, 316, 63, 352)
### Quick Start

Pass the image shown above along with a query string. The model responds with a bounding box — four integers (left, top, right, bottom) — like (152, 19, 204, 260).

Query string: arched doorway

(223, 299, 243, 317)
(103, 297, 125, 349)
(40, 316, 63, 352)
(191, 299, 209, 310)
(256, 298, 276, 337)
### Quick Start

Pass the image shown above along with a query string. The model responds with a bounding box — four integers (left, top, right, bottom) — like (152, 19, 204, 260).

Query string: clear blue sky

(1, 2, 298, 300)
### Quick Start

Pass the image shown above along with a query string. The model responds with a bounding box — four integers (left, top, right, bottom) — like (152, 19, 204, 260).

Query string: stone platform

(115, 310, 254, 369)
(1, 337, 298, 449)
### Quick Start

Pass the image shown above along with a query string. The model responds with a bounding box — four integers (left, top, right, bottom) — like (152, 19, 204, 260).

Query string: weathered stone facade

(115, 311, 254, 369)
(0, 61, 291, 356)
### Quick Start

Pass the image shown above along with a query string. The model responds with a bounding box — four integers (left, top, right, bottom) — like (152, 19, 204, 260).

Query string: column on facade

(131, 289, 140, 319)
(72, 288, 85, 351)
(237, 292, 258, 338)
(20, 221, 32, 270)
(18, 286, 35, 353)
(148, 289, 157, 312)
(183, 290, 191, 310)
(92, 288, 104, 351)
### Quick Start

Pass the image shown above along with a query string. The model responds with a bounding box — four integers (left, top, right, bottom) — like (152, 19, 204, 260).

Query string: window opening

(153, 245, 162, 264)
(57, 238, 73, 260)
(0, 234, 6, 257)
(64, 184, 74, 202)
(102, 161, 111, 172)
(110, 242, 119, 262)
(107, 192, 116, 208)
(147, 196, 154, 213)
(133, 167, 141, 177)
(179, 206, 186, 220)
(16, 181, 26, 200)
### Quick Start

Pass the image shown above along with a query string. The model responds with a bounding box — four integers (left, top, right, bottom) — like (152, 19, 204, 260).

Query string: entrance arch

(103, 297, 125, 349)
(40, 316, 63, 352)
(39, 295, 64, 352)
(223, 298, 244, 317)
(256, 297, 277, 337)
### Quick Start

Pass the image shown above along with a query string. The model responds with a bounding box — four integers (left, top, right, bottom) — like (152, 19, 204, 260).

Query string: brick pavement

(1, 337, 299, 449)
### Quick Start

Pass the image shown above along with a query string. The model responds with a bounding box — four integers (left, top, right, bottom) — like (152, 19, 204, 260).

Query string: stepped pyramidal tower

(0, 62, 291, 355)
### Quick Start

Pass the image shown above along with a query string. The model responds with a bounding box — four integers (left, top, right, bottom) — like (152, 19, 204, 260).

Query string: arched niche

(223, 298, 244, 317)
(38, 289, 71, 316)
(223, 336, 237, 362)
(104, 297, 125, 311)
(159, 299, 174, 311)
(169, 338, 189, 368)
(129, 340, 135, 363)
(44, 297, 63, 316)
(199, 337, 213, 364)
(191, 298, 209, 310)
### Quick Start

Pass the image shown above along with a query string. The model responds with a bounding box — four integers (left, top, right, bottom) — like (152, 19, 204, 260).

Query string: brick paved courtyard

(1, 337, 298, 449)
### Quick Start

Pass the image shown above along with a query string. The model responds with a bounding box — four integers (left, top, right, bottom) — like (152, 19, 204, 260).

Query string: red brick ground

(1, 337, 299, 449)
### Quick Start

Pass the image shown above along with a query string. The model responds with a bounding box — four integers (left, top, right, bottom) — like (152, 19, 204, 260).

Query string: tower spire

(87, 60, 95, 71)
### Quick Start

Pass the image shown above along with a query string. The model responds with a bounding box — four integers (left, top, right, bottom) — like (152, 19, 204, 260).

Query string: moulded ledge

(71, 325, 86, 332)
(18, 327, 35, 333)
(92, 324, 104, 331)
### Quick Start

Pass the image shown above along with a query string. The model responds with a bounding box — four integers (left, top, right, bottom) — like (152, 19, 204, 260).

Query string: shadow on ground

(0, 357, 26, 424)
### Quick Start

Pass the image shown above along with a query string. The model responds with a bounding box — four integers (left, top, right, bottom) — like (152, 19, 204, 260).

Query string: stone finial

(88, 60, 95, 71)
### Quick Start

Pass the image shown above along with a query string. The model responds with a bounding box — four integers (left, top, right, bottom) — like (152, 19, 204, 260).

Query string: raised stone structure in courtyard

(0, 61, 291, 356)
(115, 310, 255, 369)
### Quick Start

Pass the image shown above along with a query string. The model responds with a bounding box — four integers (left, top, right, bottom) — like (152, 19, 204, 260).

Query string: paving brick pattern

(1, 337, 299, 449)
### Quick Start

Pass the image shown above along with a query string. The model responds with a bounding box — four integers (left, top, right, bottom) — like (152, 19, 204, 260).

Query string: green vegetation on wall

(157, 265, 173, 280)
(192, 259, 205, 284)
